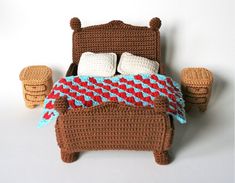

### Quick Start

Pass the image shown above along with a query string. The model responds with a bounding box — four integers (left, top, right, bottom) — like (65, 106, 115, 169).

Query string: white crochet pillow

(117, 52, 159, 75)
(77, 52, 117, 77)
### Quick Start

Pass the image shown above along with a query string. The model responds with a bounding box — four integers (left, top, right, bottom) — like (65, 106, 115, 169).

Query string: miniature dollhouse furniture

(20, 65, 53, 108)
(54, 17, 175, 165)
(181, 67, 213, 112)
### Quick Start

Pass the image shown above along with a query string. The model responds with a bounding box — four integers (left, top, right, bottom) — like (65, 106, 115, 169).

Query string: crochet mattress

(39, 74, 186, 127)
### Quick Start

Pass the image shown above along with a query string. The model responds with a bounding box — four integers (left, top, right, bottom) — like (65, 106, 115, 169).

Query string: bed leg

(61, 150, 79, 163)
(153, 151, 170, 165)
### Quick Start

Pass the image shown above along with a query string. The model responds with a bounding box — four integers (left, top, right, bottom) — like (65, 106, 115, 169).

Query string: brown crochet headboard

(69, 17, 164, 74)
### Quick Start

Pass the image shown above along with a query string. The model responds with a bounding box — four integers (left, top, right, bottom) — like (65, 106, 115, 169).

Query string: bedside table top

(20, 65, 52, 81)
(181, 67, 213, 85)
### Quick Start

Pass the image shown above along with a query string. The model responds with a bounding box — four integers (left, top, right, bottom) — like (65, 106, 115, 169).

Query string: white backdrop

(0, 0, 234, 183)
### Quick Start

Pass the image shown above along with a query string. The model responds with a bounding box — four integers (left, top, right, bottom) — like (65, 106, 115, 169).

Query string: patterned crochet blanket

(38, 74, 186, 127)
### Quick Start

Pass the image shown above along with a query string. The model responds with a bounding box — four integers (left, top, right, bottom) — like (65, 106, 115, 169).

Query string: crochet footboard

(54, 96, 174, 165)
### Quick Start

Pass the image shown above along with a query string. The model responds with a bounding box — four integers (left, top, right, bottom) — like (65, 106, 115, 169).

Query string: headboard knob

(149, 17, 161, 30)
(70, 17, 81, 31)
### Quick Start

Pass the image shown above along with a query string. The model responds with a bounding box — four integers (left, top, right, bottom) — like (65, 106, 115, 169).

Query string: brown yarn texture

(67, 17, 164, 76)
(181, 68, 213, 112)
(19, 65, 53, 108)
(56, 18, 174, 165)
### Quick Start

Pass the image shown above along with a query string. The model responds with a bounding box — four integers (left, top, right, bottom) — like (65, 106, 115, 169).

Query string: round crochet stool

(19, 65, 53, 109)
(181, 68, 213, 112)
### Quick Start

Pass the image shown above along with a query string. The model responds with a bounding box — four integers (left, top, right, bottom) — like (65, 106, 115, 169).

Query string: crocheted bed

(48, 17, 185, 165)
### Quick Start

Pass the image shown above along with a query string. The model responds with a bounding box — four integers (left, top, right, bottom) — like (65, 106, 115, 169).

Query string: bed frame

(54, 17, 174, 165)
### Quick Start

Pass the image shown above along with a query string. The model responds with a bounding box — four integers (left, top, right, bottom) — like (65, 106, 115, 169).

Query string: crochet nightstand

(181, 68, 213, 112)
(19, 65, 53, 108)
